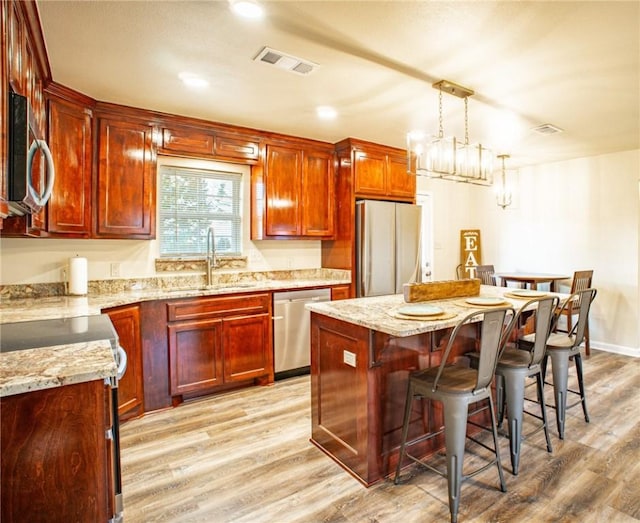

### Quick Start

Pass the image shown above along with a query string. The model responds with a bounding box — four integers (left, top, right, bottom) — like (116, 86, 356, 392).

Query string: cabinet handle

(116, 345, 128, 381)
(272, 316, 284, 321)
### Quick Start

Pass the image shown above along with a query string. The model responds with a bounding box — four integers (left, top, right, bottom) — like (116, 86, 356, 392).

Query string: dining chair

(522, 288, 597, 440)
(456, 264, 465, 280)
(555, 270, 593, 355)
(468, 296, 559, 475)
(394, 307, 516, 523)
(475, 264, 497, 286)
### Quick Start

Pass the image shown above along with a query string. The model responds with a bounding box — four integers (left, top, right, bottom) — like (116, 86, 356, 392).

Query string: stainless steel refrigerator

(355, 199, 422, 297)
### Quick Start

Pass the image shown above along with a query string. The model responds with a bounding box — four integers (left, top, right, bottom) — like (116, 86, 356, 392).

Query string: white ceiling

(37, 1, 640, 168)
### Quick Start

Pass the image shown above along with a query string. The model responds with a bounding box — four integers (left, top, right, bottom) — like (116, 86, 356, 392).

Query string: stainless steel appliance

(355, 199, 422, 297)
(0, 315, 126, 522)
(7, 91, 55, 216)
(273, 288, 331, 379)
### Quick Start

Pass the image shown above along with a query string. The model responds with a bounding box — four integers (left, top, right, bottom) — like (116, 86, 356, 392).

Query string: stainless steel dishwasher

(273, 288, 331, 379)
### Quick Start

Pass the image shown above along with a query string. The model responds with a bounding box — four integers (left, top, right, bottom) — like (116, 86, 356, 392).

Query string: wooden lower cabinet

(105, 303, 144, 420)
(330, 284, 352, 301)
(223, 313, 271, 382)
(169, 318, 224, 395)
(167, 293, 273, 400)
(1, 380, 116, 522)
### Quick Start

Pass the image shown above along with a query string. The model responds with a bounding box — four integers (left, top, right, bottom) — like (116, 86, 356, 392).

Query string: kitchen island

(306, 286, 559, 486)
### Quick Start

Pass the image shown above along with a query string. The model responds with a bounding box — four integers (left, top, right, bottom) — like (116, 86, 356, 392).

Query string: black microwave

(7, 91, 55, 216)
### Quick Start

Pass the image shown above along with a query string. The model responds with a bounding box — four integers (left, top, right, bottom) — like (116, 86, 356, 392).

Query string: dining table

(495, 272, 570, 292)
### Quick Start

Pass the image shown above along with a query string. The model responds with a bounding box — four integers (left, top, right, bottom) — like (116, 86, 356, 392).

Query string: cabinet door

(223, 313, 271, 382)
(264, 144, 301, 236)
(301, 149, 335, 237)
(96, 118, 156, 238)
(106, 304, 144, 420)
(47, 96, 93, 235)
(353, 149, 387, 197)
(215, 133, 260, 161)
(1, 380, 112, 522)
(168, 318, 223, 395)
(331, 285, 352, 301)
(161, 126, 215, 156)
(7, 0, 25, 94)
(387, 154, 416, 199)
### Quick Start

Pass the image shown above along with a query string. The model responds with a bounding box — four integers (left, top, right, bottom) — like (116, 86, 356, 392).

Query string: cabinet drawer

(161, 127, 215, 156)
(167, 293, 270, 322)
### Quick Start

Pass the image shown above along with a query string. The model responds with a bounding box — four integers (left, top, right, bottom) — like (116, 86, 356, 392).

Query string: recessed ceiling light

(230, 0, 264, 19)
(178, 72, 209, 89)
(316, 106, 337, 120)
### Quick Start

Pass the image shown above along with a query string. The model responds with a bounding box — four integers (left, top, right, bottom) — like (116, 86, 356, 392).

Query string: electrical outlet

(343, 350, 356, 368)
(110, 262, 121, 277)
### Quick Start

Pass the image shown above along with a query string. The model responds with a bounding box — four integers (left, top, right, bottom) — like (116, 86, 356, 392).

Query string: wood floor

(120, 349, 640, 522)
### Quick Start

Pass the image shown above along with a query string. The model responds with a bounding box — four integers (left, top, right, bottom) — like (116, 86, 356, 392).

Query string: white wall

(0, 156, 322, 284)
(418, 148, 640, 354)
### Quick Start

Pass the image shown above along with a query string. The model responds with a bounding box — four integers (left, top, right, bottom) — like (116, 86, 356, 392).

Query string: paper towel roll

(68, 257, 88, 295)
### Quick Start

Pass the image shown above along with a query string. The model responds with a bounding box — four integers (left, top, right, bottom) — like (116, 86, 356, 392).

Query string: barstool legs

(502, 370, 525, 475)
(548, 350, 590, 439)
(499, 369, 553, 475)
(442, 397, 469, 523)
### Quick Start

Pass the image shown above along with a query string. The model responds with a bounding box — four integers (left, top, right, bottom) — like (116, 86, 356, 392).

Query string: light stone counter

(0, 275, 350, 324)
(306, 285, 567, 337)
(0, 340, 117, 397)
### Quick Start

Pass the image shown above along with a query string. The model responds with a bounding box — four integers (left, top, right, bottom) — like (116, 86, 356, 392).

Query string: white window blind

(159, 165, 242, 256)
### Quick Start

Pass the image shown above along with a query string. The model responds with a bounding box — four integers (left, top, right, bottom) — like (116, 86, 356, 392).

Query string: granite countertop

(306, 285, 567, 337)
(0, 272, 351, 324)
(0, 339, 117, 397)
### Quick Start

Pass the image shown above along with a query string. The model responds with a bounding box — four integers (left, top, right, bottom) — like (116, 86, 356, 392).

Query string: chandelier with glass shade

(495, 154, 514, 209)
(407, 80, 493, 186)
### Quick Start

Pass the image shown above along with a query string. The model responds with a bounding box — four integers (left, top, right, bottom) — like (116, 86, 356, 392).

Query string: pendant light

(407, 79, 493, 186)
(496, 154, 513, 209)
(407, 84, 456, 176)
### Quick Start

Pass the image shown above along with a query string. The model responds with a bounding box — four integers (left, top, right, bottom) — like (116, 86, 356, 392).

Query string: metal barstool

(394, 307, 516, 523)
(537, 288, 597, 439)
(470, 296, 559, 475)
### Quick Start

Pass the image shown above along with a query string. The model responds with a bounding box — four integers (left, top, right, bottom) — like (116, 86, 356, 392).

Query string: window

(159, 164, 242, 256)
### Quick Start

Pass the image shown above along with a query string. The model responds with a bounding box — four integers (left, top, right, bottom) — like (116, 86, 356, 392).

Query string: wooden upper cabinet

(161, 126, 214, 156)
(46, 94, 93, 236)
(353, 149, 387, 196)
(215, 133, 260, 161)
(7, 0, 25, 94)
(254, 142, 335, 239)
(302, 148, 335, 236)
(160, 126, 260, 162)
(387, 153, 416, 199)
(342, 139, 415, 201)
(96, 117, 156, 239)
(264, 144, 302, 236)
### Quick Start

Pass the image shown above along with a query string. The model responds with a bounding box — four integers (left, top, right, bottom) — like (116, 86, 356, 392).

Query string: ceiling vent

(532, 123, 564, 135)
(253, 47, 318, 75)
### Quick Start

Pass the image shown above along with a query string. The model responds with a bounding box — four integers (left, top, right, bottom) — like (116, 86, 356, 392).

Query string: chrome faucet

(206, 225, 217, 286)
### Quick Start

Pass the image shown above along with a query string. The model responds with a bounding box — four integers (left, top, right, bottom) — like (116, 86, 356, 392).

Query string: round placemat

(389, 311, 458, 321)
(504, 291, 549, 300)
(455, 298, 509, 308)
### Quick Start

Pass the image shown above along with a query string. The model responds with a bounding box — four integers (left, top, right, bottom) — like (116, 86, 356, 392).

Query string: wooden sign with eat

(460, 229, 482, 279)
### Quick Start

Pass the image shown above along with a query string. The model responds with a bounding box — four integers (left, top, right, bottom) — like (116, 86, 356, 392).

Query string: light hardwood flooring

(120, 349, 640, 522)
